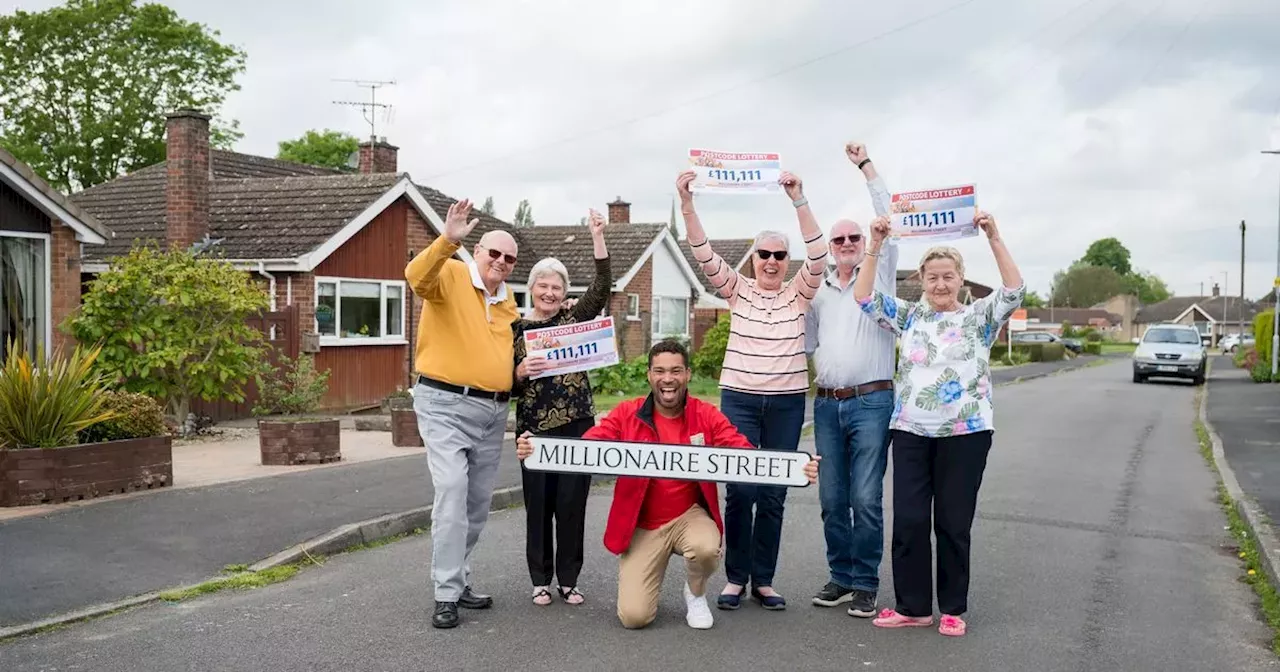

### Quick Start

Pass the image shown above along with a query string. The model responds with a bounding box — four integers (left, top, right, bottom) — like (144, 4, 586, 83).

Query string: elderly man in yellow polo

(406, 198, 520, 630)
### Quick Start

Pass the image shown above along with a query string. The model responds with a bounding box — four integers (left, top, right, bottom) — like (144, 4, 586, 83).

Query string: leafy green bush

(1009, 342, 1065, 362)
(1254, 310, 1275, 369)
(1235, 346, 1257, 370)
(998, 348, 1031, 366)
(79, 390, 167, 443)
(0, 340, 116, 449)
(589, 355, 650, 396)
(692, 313, 729, 379)
(1084, 342, 1103, 355)
(252, 355, 330, 417)
(1250, 360, 1278, 383)
(1085, 330, 1104, 343)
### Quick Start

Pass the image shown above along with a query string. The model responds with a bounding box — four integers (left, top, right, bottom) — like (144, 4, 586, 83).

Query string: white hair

(527, 257, 569, 290)
(753, 230, 788, 249)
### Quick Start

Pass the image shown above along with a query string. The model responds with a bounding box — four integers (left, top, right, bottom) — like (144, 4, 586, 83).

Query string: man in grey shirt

(804, 142, 900, 618)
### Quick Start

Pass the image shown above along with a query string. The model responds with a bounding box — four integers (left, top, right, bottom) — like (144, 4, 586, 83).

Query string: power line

(420, 0, 984, 181)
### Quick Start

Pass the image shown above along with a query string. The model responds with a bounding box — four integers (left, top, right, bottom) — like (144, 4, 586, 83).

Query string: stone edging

(1198, 375, 1280, 590)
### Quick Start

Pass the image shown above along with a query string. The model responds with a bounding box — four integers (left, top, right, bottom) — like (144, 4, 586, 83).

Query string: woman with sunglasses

(676, 169, 828, 611)
(511, 208, 612, 607)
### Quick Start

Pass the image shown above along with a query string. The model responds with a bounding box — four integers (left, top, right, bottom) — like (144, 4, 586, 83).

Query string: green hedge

(1003, 342, 1065, 362)
(1084, 342, 1102, 355)
(79, 390, 167, 443)
(1254, 310, 1275, 369)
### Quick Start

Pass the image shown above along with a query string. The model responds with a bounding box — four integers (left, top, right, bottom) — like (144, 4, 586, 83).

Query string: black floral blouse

(512, 256, 612, 434)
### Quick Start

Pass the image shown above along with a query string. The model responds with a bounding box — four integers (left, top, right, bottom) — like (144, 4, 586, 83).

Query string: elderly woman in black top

(512, 209, 611, 607)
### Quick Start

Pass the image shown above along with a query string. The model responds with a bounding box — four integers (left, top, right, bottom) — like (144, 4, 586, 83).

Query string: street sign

(1010, 308, 1028, 332)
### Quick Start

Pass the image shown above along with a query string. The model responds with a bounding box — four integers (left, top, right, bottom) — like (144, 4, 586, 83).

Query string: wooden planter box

(0, 436, 174, 507)
(258, 419, 341, 465)
(390, 408, 424, 447)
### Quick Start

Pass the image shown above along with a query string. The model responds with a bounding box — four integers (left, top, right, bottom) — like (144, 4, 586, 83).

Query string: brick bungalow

(69, 109, 703, 417)
(0, 147, 109, 363)
(1133, 285, 1259, 346)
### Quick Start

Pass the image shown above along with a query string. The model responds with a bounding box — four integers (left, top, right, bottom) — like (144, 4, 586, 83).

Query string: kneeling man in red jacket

(517, 339, 819, 630)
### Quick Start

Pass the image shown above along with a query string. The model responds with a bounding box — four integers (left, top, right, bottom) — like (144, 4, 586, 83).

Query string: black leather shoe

(459, 586, 493, 610)
(432, 601, 459, 629)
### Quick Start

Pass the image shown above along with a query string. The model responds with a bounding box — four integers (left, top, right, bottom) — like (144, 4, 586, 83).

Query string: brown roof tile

(1025, 308, 1121, 326)
(0, 146, 109, 241)
(1135, 296, 1260, 324)
(515, 223, 669, 287)
(680, 238, 753, 293)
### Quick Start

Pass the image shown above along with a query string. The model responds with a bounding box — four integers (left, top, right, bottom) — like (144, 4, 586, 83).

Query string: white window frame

(0, 231, 53, 363)
(626, 293, 640, 321)
(314, 276, 408, 347)
(651, 295, 690, 338)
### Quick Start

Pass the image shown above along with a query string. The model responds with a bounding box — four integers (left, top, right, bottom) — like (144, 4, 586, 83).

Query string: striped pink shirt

(690, 233, 827, 395)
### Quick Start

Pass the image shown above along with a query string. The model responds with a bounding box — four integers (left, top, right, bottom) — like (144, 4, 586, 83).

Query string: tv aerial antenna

(332, 79, 396, 139)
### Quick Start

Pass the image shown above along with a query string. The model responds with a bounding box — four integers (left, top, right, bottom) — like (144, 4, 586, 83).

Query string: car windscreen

(1144, 328, 1200, 345)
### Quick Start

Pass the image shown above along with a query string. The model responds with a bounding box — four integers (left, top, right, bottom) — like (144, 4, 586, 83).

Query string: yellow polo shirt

(406, 236, 519, 393)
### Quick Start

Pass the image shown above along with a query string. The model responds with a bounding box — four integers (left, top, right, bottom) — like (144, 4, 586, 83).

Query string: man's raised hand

(444, 199, 480, 244)
(845, 141, 869, 166)
(870, 216, 891, 245)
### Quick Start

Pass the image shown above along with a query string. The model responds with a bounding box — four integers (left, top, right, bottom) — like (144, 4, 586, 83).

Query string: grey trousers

(414, 383, 508, 602)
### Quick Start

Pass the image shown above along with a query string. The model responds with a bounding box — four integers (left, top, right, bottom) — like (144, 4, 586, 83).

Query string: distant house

(1022, 307, 1124, 336)
(0, 147, 109, 363)
(1133, 285, 1258, 346)
(69, 109, 704, 419)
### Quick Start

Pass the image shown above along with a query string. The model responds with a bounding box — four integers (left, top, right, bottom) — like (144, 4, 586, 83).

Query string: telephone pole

(1263, 150, 1280, 377)
(332, 79, 396, 139)
(1241, 220, 1246, 338)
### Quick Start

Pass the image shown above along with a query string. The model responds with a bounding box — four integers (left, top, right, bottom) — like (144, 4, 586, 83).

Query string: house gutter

(257, 262, 277, 311)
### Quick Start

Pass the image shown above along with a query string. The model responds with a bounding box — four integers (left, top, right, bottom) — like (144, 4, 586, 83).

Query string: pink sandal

(938, 614, 966, 636)
(872, 608, 934, 628)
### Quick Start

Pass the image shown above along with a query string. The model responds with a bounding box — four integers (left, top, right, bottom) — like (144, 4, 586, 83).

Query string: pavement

(1205, 355, 1280, 529)
(0, 353, 1104, 631)
(3, 358, 1276, 670)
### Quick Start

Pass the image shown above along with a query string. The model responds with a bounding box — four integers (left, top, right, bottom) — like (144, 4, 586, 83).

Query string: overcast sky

(8, 0, 1280, 300)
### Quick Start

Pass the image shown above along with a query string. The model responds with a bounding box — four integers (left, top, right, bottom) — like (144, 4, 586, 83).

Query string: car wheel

(1132, 371, 1143, 383)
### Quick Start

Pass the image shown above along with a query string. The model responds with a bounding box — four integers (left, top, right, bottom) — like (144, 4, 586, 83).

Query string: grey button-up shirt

(803, 176, 900, 389)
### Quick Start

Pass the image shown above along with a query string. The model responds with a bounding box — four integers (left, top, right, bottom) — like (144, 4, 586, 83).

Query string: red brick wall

(164, 110, 210, 251)
(611, 257, 652, 360)
(358, 141, 398, 174)
(50, 223, 81, 353)
(406, 204, 436, 383)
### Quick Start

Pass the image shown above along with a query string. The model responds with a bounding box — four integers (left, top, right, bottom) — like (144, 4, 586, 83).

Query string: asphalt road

(3, 359, 1274, 670)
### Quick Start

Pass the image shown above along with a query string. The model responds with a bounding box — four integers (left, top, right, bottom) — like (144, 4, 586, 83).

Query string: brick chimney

(608, 196, 630, 225)
(165, 109, 211, 251)
(358, 136, 398, 173)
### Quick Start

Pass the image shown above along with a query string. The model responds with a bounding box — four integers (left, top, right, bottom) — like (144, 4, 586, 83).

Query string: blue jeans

(813, 389, 893, 592)
(719, 388, 807, 589)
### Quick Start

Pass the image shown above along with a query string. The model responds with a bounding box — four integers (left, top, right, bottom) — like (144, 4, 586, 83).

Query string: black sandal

(557, 586, 584, 605)
(532, 586, 552, 606)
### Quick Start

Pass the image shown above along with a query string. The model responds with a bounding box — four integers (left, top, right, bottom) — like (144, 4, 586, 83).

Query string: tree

(1023, 290, 1045, 308)
(480, 197, 495, 215)
(70, 244, 270, 432)
(1081, 237, 1132, 276)
(0, 0, 246, 192)
(1051, 264, 1127, 308)
(1123, 270, 1171, 304)
(276, 129, 359, 171)
(513, 199, 535, 227)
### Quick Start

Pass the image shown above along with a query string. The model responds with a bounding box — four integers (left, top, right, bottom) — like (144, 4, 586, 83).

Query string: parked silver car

(1220, 333, 1255, 353)
(1132, 324, 1206, 385)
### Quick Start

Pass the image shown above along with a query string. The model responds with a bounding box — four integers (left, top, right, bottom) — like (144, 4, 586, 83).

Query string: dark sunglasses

(484, 248, 517, 265)
(831, 234, 863, 246)
(755, 249, 788, 261)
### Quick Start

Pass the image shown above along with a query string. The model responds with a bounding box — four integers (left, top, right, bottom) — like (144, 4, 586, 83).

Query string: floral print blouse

(857, 283, 1025, 438)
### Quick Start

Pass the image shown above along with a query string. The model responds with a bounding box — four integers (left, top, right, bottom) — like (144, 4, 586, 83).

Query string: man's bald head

(828, 218, 866, 272)
(479, 229, 517, 254)
(474, 229, 519, 293)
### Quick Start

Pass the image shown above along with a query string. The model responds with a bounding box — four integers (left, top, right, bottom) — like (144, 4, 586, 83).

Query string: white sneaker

(684, 582, 713, 629)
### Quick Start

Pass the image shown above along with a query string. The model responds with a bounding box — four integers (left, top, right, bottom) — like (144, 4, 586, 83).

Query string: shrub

(79, 390, 167, 443)
(1007, 343, 1066, 362)
(0, 340, 116, 449)
(252, 355, 330, 418)
(1060, 320, 1075, 337)
(1254, 310, 1275, 368)
(1235, 346, 1258, 370)
(1250, 360, 1278, 383)
(998, 348, 1031, 366)
(692, 313, 730, 379)
(1085, 331, 1104, 343)
(589, 355, 649, 396)
(1084, 342, 1103, 355)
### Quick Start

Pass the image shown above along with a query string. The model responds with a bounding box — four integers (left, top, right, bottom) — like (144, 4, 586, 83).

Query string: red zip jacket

(583, 393, 755, 555)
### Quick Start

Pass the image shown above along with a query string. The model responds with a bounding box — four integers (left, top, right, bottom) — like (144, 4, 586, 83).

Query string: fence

(190, 305, 300, 423)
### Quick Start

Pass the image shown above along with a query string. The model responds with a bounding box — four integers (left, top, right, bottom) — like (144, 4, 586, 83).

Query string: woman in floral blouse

(853, 211, 1024, 637)
(511, 209, 611, 607)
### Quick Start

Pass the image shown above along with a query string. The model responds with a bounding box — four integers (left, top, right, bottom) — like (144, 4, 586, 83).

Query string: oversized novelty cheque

(524, 436, 813, 487)
(687, 148, 782, 194)
(889, 184, 979, 241)
(524, 316, 620, 379)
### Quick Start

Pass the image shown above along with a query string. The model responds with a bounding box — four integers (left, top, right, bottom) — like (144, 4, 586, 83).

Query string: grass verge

(1100, 342, 1137, 355)
(158, 564, 302, 602)
(1194, 387, 1280, 655)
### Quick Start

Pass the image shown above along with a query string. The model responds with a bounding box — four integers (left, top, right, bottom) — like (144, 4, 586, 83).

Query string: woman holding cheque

(677, 168, 828, 611)
(511, 209, 612, 607)
(853, 211, 1024, 637)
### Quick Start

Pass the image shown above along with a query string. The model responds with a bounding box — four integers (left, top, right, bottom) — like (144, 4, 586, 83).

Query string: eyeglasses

(830, 234, 863, 246)
(483, 248, 517, 265)
(755, 249, 788, 261)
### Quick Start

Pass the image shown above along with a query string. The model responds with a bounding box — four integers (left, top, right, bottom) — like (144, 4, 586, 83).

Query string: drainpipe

(257, 262, 277, 311)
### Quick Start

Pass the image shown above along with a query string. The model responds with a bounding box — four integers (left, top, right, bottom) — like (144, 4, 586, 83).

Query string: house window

(627, 293, 640, 319)
(315, 277, 407, 346)
(652, 296, 689, 337)
(0, 233, 49, 363)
